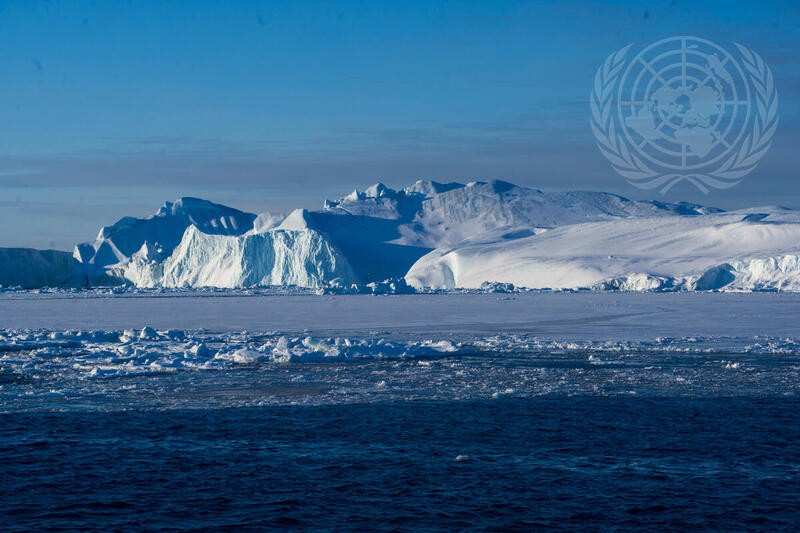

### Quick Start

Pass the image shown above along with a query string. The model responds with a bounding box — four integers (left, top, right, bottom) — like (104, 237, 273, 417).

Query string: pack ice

(5, 179, 800, 291)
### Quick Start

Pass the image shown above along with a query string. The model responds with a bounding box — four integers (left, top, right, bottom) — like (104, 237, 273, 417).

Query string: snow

(390, 180, 718, 248)
(255, 179, 719, 287)
(250, 211, 285, 233)
(406, 207, 800, 291)
(321, 179, 717, 248)
(73, 197, 256, 270)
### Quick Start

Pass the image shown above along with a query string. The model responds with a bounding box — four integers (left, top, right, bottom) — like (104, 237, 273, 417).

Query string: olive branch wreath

(590, 43, 778, 194)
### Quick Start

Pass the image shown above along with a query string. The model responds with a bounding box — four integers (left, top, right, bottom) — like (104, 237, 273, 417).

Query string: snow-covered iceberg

(406, 207, 800, 291)
(74, 197, 256, 270)
(276, 179, 716, 282)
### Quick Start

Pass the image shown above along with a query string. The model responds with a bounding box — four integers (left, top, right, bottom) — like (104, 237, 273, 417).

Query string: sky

(0, 0, 798, 250)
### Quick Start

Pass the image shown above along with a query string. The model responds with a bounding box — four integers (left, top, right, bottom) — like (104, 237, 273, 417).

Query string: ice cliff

(124, 225, 355, 288)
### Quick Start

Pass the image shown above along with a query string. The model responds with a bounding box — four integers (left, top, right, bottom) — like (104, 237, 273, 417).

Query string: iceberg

(279, 179, 715, 282)
(124, 225, 357, 288)
(74, 197, 256, 270)
(405, 207, 800, 291)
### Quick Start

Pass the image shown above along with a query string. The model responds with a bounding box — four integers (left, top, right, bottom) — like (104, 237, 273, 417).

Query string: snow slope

(393, 180, 718, 248)
(324, 179, 717, 247)
(0, 248, 77, 288)
(73, 197, 256, 270)
(406, 207, 800, 291)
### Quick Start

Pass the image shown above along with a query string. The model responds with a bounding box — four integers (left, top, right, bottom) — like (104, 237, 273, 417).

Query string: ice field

(2, 290, 800, 411)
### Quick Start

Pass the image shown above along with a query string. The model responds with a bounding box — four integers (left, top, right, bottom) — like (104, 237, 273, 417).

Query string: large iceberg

(405, 207, 800, 291)
(275, 179, 717, 282)
(73, 197, 256, 270)
(124, 225, 356, 288)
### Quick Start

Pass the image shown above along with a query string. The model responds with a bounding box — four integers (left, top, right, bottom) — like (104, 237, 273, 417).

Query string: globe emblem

(591, 36, 778, 193)
(619, 37, 748, 170)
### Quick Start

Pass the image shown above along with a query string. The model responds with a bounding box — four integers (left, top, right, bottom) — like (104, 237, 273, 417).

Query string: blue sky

(0, 0, 798, 249)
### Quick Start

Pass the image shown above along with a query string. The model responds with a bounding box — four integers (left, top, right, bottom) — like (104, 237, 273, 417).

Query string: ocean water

(3, 400, 800, 531)
(2, 291, 800, 530)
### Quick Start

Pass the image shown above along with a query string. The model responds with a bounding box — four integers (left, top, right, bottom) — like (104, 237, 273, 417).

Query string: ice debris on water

(316, 278, 415, 295)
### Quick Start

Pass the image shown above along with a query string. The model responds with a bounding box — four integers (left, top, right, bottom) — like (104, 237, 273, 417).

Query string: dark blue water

(3, 398, 800, 531)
